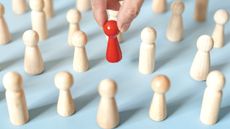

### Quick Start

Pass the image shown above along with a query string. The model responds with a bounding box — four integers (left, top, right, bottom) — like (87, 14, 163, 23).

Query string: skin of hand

(91, 0, 144, 32)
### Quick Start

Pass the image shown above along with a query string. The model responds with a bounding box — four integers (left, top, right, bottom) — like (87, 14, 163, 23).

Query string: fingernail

(120, 23, 130, 32)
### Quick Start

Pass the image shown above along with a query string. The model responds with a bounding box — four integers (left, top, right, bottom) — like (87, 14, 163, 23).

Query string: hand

(91, 0, 144, 32)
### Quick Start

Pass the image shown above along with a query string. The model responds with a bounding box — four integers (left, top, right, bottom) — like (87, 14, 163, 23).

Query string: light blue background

(0, 0, 230, 129)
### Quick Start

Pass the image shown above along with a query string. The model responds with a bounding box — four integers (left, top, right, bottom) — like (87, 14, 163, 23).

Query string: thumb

(117, 0, 144, 32)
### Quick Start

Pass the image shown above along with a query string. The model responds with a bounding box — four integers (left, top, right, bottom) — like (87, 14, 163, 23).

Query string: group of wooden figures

(0, 0, 230, 128)
(1, 70, 226, 128)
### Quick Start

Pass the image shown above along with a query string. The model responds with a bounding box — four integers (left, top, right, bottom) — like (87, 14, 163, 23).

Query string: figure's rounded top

(98, 79, 117, 98)
(3, 72, 23, 91)
(197, 35, 213, 52)
(71, 31, 88, 47)
(66, 9, 81, 23)
(171, 0, 185, 14)
(207, 71, 225, 91)
(0, 3, 5, 16)
(214, 9, 229, 25)
(103, 20, 120, 37)
(30, 0, 44, 11)
(151, 75, 170, 94)
(141, 27, 157, 44)
(55, 71, 74, 90)
(23, 30, 39, 46)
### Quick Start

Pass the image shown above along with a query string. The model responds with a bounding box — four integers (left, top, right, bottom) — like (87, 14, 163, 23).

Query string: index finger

(91, 0, 108, 27)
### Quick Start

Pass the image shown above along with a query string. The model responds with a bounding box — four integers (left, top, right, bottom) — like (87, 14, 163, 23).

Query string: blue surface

(0, 0, 230, 129)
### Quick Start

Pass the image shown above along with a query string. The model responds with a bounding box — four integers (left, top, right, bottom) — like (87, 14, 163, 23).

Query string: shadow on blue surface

(226, 32, 230, 45)
(219, 105, 230, 121)
(29, 103, 55, 121)
(0, 91, 4, 101)
(168, 92, 193, 117)
(0, 56, 22, 70)
(212, 63, 229, 71)
(90, 57, 105, 69)
(12, 27, 30, 41)
(74, 91, 98, 112)
(49, 22, 68, 38)
(120, 107, 142, 125)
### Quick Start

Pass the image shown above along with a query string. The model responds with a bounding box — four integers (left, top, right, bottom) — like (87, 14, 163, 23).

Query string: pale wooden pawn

(72, 31, 89, 72)
(166, 0, 185, 42)
(152, 0, 167, 13)
(0, 3, 12, 45)
(23, 30, 44, 75)
(3, 72, 29, 126)
(55, 72, 76, 117)
(149, 75, 170, 121)
(200, 71, 225, 125)
(30, 0, 48, 40)
(212, 9, 229, 48)
(194, 0, 208, 22)
(12, 0, 28, 15)
(107, 9, 123, 43)
(139, 27, 156, 74)
(97, 79, 119, 129)
(190, 35, 213, 81)
(66, 9, 81, 46)
(77, 0, 91, 12)
(43, 0, 54, 20)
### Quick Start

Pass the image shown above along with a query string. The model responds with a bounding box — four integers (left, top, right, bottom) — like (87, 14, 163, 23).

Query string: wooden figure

(212, 9, 229, 48)
(166, 0, 185, 42)
(76, 0, 91, 12)
(55, 71, 76, 117)
(3, 72, 29, 125)
(66, 9, 81, 46)
(23, 30, 44, 75)
(72, 31, 89, 72)
(12, 0, 28, 15)
(190, 35, 213, 81)
(30, 0, 48, 40)
(97, 79, 119, 129)
(43, 0, 54, 20)
(139, 27, 156, 74)
(152, 0, 167, 13)
(103, 20, 122, 63)
(200, 71, 225, 125)
(194, 0, 208, 22)
(0, 3, 12, 45)
(149, 75, 170, 121)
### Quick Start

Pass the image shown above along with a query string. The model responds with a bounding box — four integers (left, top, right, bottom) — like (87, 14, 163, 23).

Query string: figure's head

(196, 35, 213, 52)
(98, 79, 117, 98)
(103, 20, 120, 37)
(151, 75, 170, 94)
(71, 31, 88, 47)
(171, 0, 185, 14)
(214, 9, 229, 25)
(206, 71, 225, 91)
(3, 72, 23, 91)
(66, 9, 81, 24)
(141, 27, 157, 44)
(23, 30, 39, 47)
(30, 0, 44, 11)
(55, 72, 74, 90)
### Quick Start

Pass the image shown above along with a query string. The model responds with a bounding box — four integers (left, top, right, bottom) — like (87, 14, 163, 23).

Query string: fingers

(117, 0, 144, 32)
(107, 0, 120, 10)
(91, 0, 107, 27)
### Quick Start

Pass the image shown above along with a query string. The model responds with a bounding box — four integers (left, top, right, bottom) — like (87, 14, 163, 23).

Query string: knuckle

(125, 7, 139, 18)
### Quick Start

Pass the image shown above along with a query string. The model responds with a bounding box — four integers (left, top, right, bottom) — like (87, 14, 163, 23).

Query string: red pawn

(103, 20, 122, 63)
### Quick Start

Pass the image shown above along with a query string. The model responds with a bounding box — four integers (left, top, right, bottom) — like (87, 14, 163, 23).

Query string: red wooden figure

(103, 20, 122, 63)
